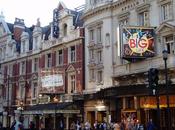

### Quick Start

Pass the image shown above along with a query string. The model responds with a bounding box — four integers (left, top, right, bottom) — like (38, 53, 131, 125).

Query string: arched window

(63, 23, 67, 36)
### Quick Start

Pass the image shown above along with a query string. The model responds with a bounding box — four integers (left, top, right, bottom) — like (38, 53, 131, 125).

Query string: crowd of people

(69, 118, 156, 130)
(8, 117, 156, 130)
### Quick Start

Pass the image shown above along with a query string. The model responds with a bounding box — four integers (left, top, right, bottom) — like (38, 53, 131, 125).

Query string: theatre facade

(83, 0, 175, 129)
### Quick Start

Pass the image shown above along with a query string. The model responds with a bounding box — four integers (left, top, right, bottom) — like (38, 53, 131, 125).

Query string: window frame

(97, 70, 103, 84)
(33, 58, 39, 72)
(70, 46, 76, 63)
(20, 61, 26, 75)
(19, 83, 25, 99)
(32, 82, 37, 98)
(46, 53, 52, 68)
(70, 74, 76, 93)
(164, 35, 174, 54)
(97, 26, 102, 44)
(161, 2, 171, 22)
(57, 49, 63, 66)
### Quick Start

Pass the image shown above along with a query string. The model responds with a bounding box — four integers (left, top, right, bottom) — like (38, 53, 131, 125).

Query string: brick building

(0, 2, 84, 129)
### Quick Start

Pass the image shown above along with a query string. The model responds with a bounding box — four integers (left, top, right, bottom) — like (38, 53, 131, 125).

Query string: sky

(0, 0, 85, 27)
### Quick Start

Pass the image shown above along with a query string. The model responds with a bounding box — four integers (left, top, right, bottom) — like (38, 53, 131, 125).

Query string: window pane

(71, 75, 76, 93)
(58, 50, 63, 65)
(70, 46, 75, 62)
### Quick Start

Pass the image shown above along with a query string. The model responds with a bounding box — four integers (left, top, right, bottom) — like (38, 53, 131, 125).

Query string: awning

(23, 102, 80, 115)
(26, 102, 73, 111)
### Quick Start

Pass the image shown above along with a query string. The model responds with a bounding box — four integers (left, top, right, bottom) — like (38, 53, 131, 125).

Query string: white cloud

(0, 0, 85, 27)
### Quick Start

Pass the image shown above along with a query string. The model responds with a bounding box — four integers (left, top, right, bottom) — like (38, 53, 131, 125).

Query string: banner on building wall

(121, 26, 155, 59)
(40, 68, 65, 94)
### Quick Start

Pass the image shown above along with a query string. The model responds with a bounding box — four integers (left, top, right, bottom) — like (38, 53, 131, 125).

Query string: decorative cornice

(136, 3, 150, 13)
(83, 0, 141, 20)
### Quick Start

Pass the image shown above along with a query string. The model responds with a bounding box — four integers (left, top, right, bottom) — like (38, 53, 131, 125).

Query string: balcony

(113, 54, 175, 77)
(95, 43, 103, 50)
(88, 59, 96, 67)
(87, 40, 95, 48)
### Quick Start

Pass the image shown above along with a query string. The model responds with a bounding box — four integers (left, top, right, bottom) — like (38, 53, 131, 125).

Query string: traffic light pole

(155, 88, 160, 130)
(148, 68, 160, 129)
(164, 59, 171, 130)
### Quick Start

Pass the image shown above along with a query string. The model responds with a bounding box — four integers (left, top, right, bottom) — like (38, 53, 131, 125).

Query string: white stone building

(83, 0, 175, 129)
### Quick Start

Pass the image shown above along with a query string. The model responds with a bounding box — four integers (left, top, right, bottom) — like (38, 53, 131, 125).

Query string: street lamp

(162, 50, 171, 130)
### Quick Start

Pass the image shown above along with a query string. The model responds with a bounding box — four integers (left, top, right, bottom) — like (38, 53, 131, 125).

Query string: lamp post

(162, 50, 171, 130)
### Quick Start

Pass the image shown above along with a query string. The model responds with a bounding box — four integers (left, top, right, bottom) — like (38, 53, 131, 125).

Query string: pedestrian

(113, 120, 120, 130)
(14, 116, 24, 130)
(29, 121, 35, 130)
(84, 120, 91, 130)
(76, 121, 81, 130)
(70, 121, 76, 130)
(94, 120, 99, 130)
(134, 120, 144, 130)
(147, 119, 156, 130)
(10, 120, 16, 130)
(0, 122, 3, 130)
(59, 120, 64, 130)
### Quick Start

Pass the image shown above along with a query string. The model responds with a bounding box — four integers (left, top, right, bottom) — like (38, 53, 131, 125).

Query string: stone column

(2, 112, 7, 128)
(66, 115, 69, 130)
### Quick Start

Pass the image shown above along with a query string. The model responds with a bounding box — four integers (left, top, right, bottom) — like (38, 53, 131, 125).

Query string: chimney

(13, 18, 25, 42)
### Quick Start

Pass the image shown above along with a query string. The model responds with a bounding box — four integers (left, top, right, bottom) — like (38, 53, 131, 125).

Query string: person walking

(113, 120, 120, 130)
(134, 120, 144, 130)
(84, 120, 91, 130)
(59, 120, 64, 130)
(10, 120, 16, 130)
(147, 119, 156, 130)
(14, 116, 24, 130)
(29, 121, 35, 130)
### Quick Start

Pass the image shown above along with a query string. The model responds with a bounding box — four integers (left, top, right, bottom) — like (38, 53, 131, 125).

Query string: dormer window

(63, 24, 67, 36)
(33, 36, 38, 50)
(21, 40, 26, 53)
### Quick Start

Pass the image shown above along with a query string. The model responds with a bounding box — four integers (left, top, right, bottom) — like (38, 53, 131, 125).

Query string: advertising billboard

(122, 26, 155, 59)
(40, 68, 65, 94)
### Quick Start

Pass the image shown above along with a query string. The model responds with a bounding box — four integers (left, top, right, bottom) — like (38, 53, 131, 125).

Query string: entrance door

(97, 111, 106, 123)
(45, 115, 54, 130)
(87, 111, 95, 127)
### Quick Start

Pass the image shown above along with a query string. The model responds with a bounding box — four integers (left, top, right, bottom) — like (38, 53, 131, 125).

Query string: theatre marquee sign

(122, 26, 155, 59)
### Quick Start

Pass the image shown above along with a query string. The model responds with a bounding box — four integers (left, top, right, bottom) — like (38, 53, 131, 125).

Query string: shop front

(140, 95, 175, 129)
(95, 83, 175, 130)
(84, 100, 110, 126)
(22, 102, 81, 130)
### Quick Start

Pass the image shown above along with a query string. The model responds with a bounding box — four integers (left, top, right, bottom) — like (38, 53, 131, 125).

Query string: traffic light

(148, 68, 159, 88)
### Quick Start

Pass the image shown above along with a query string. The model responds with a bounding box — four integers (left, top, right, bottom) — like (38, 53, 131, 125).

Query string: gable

(156, 22, 175, 35)
(0, 16, 11, 37)
(66, 65, 75, 72)
(58, 1, 67, 11)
